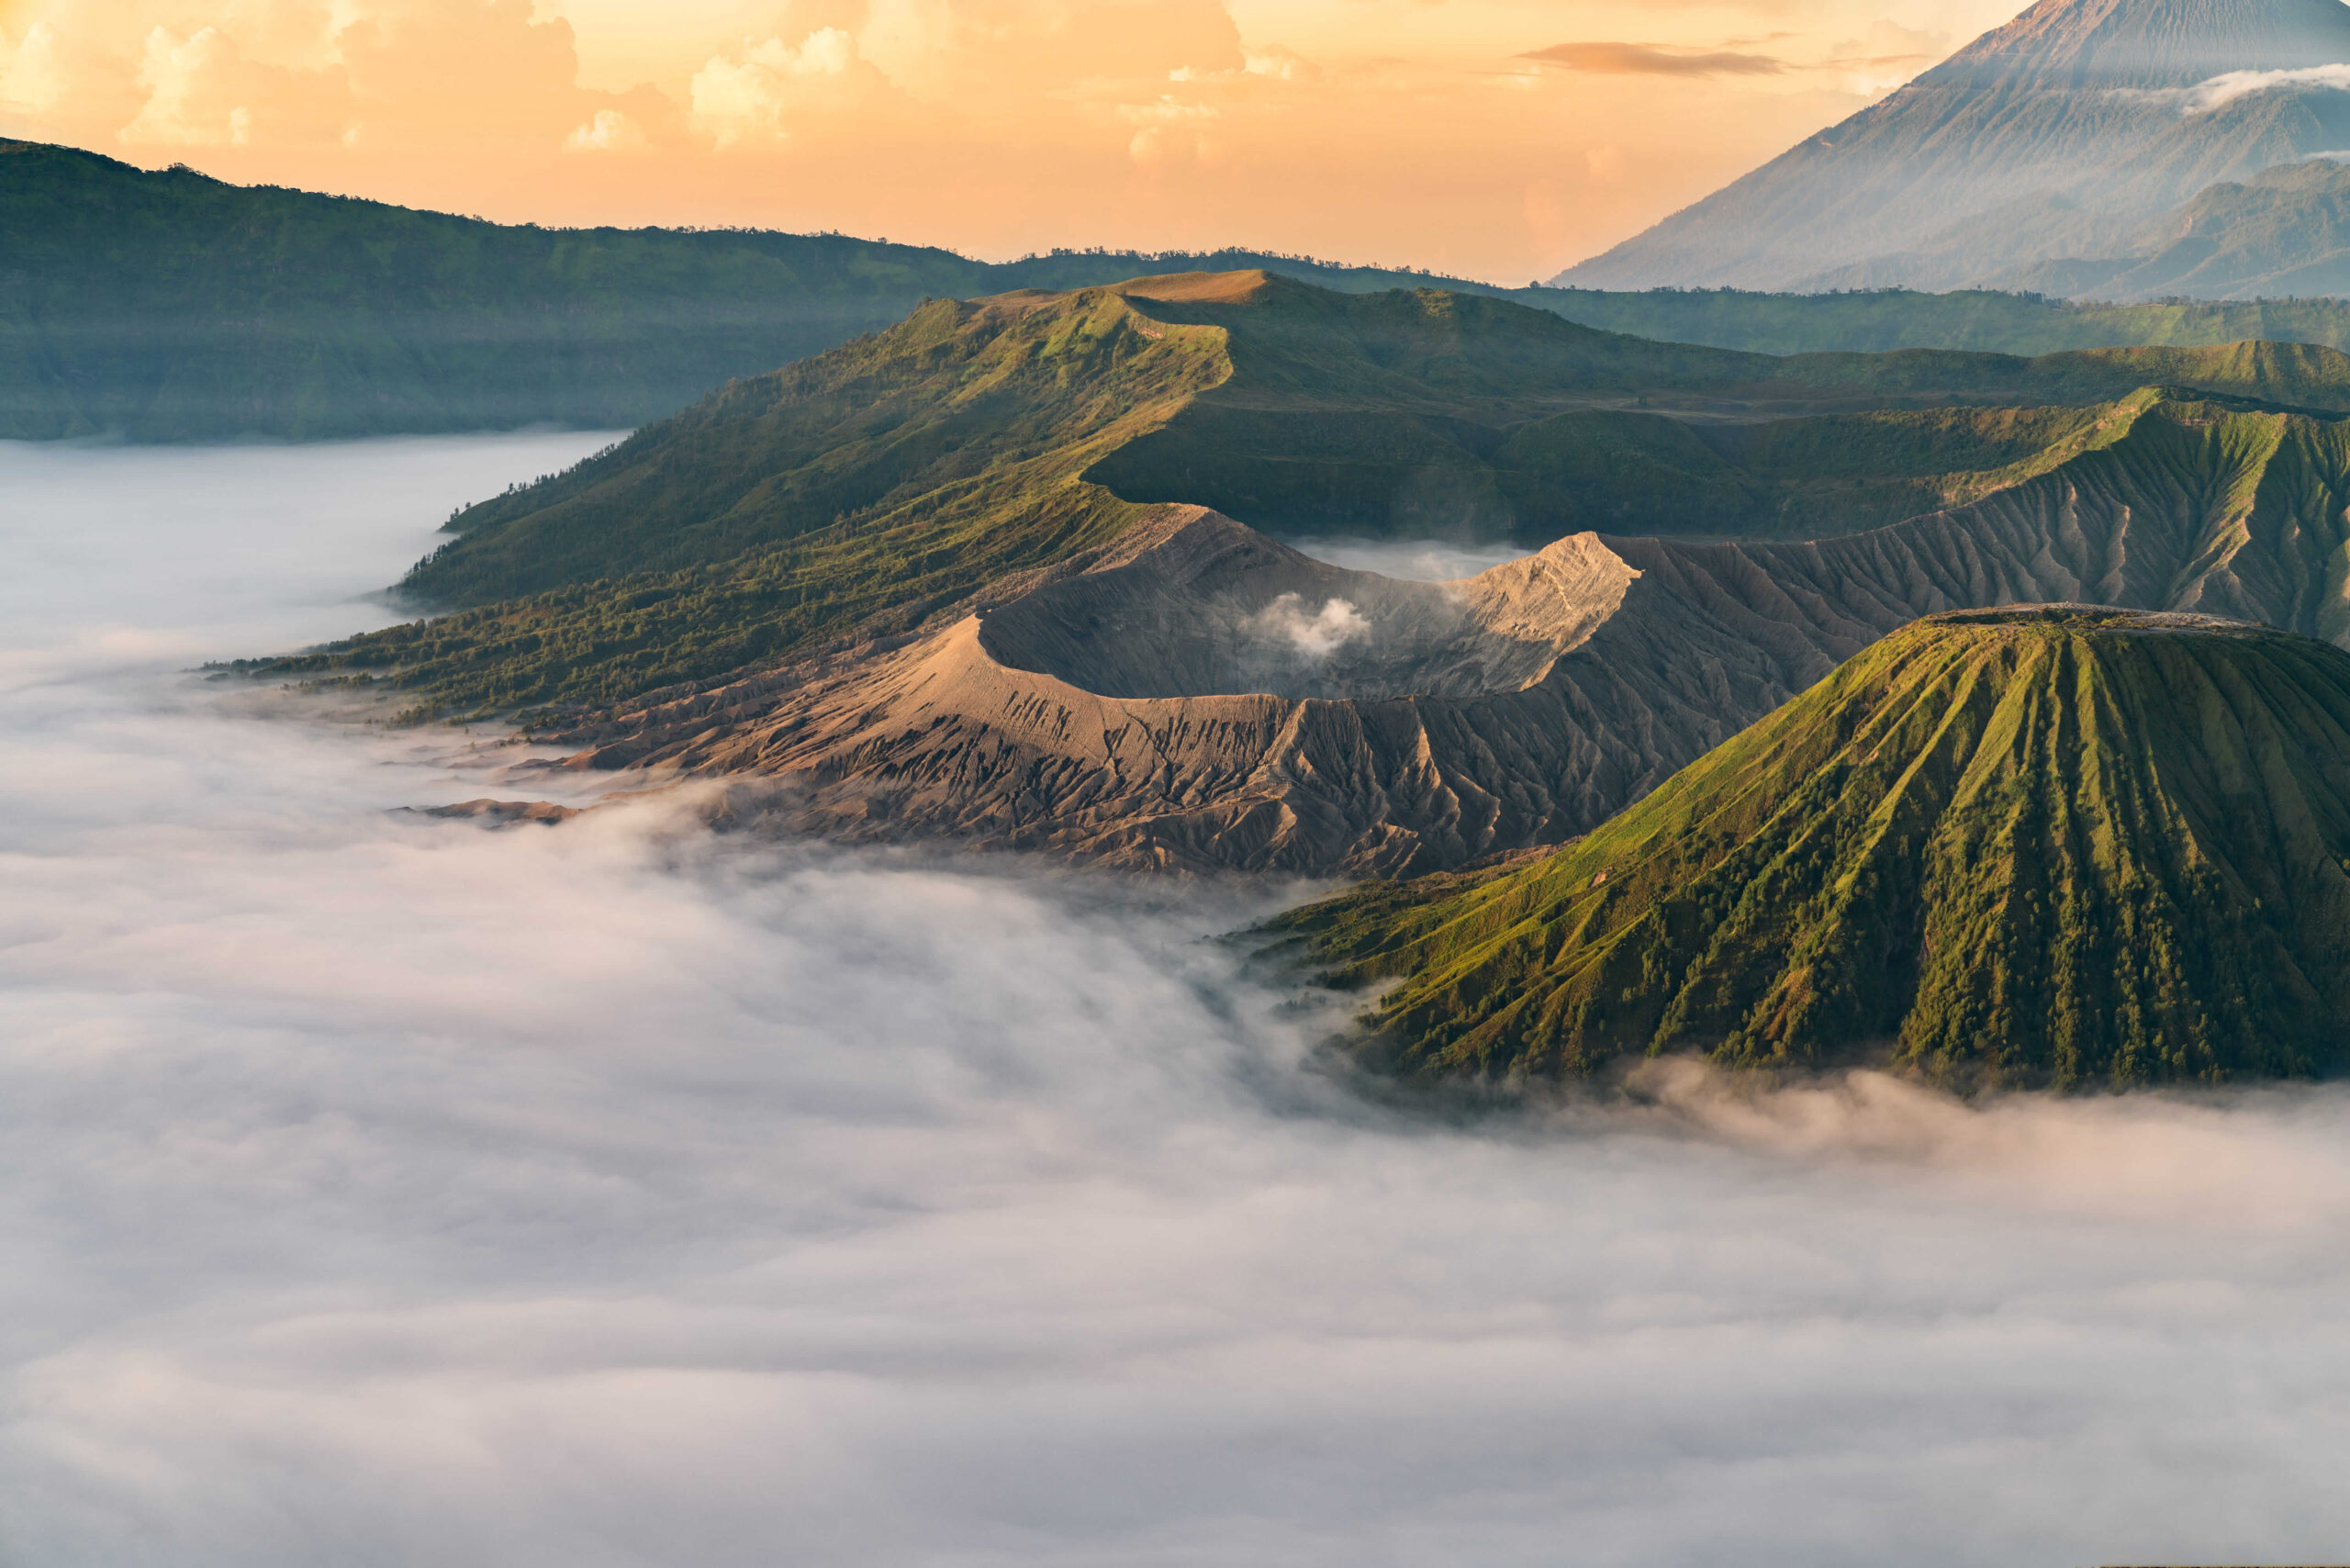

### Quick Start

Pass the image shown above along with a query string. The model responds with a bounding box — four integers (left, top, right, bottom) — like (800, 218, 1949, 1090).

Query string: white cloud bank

(3, 437, 2350, 1564)
(2187, 62, 2350, 113)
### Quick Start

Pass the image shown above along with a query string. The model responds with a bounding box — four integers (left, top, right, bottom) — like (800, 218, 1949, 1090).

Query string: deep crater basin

(975, 511, 1637, 701)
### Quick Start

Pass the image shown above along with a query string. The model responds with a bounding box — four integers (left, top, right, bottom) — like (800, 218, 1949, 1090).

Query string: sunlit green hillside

(1272, 608, 2350, 1091)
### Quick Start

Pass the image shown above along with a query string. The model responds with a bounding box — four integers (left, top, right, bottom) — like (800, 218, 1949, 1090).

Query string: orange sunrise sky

(0, 0, 2022, 281)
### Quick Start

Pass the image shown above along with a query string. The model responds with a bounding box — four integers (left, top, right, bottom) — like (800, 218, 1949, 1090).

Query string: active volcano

(267, 274, 2350, 873)
(1275, 607, 2350, 1090)
(1560, 0, 2350, 294)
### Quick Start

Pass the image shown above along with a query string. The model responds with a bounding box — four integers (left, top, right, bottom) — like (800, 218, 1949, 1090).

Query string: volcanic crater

(974, 517, 1626, 702)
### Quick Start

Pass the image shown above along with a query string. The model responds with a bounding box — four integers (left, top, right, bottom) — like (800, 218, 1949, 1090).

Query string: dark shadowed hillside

(2005, 158, 2350, 300)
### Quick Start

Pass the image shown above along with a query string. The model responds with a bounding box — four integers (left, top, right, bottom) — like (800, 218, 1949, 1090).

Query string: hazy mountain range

(26, 124, 2350, 442)
(1562, 0, 2350, 299)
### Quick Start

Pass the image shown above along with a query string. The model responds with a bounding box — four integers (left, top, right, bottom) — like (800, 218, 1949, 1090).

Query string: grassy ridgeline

(1533, 287, 2350, 357)
(1274, 609, 2350, 1091)
(244, 274, 2350, 722)
(22, 137, 2350, 440)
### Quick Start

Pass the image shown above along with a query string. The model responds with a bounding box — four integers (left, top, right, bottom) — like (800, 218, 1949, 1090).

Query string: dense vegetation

(25, 137, 2350, 440)
(241, 271, 2350, 721)
(1270, 608, 2350, 1091)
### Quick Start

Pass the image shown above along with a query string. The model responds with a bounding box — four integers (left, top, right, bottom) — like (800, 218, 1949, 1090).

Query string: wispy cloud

(1522, 40, 1786, 77)
(2187, 62, 2350, 113)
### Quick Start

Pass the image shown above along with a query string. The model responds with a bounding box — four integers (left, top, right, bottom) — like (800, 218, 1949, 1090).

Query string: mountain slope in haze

(0, 139, 1552, 442)
(1559, 0, 2350, 294)
(2003, 157, 2350, 299)
(247, 273, 2350, 722)
(0, 139, 983, 441)
(1272, 607, 2350, 1086)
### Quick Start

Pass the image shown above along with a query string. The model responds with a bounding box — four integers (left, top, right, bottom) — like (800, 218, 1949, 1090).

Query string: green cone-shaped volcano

(1276, 607, 2350, 1091)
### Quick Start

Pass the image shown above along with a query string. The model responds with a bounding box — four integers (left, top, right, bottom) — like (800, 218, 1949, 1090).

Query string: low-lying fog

(4, 437, 2348, 1567)
(1280, 535, 1536, 583)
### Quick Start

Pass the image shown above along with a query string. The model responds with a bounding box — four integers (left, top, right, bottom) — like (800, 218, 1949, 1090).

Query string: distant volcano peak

(1555, 0, 2350, 294)
(1930, 0, 2350, 88)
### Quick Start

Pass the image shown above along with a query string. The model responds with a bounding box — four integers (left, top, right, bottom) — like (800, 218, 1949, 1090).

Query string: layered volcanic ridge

(543, 388, 2350, 875)
(1270, 606, 2350, 1091)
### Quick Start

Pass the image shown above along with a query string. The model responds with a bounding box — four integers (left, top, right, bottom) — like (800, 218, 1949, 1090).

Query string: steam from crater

(1250, 591, 1371, 659)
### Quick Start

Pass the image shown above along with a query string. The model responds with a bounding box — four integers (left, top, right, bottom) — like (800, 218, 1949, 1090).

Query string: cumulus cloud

(564, 106, 645, 152)
(10, 435, 2350, 1565)
(690, 28, 863, 148)
(1119, 92, 1218, 165)
(1242, 48, 1314, 82)
(119, 25, 286, 146)
(1, 0, 677, 161)
(0, 21, 65, 112)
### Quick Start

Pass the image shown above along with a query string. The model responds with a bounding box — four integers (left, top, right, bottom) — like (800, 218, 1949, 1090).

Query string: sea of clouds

(4, 436, 2350, 1566)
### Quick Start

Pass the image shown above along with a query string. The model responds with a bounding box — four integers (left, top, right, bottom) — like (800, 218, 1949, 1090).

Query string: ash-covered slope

(1559, 0, 2350, 293)
(1274, 607, 2350, 1090)
(538, 394, 2350, 874)
(544, 509, 1667, 874)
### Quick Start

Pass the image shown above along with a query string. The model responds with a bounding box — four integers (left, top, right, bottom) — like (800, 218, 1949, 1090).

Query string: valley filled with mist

(21, 0, 2350, 1553)
(5, 434, 2350, 1564)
